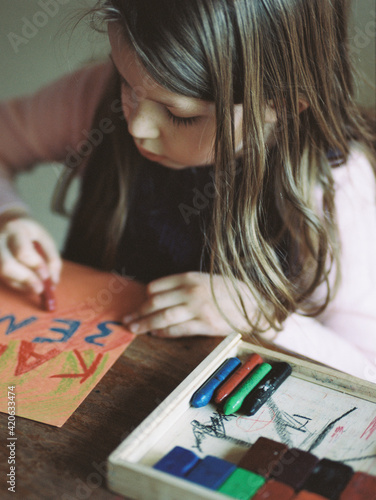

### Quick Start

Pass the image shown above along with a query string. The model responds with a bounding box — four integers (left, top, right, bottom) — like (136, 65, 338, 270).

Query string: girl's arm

(0, 61, 113, 182)
(273, 147, 376, 381)
(0, 61, 113, 292)
(124, 148, 376, 381)
(267, 314, 376, 382)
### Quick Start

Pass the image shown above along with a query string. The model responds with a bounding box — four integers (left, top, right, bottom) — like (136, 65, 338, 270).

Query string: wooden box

(107, 333, 376, 499)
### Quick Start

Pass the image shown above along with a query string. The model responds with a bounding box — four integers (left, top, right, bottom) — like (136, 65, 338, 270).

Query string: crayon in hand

(33, 241, 56, 312)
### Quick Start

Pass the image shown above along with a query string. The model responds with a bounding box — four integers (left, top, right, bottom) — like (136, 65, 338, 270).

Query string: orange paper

(0, 260, 145, 426)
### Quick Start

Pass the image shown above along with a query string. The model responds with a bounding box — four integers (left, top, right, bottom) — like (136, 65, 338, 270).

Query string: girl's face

(109, 24, 243, 169)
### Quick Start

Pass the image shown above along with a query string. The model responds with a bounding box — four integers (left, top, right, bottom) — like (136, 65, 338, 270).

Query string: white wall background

(0, 0, 375, 250)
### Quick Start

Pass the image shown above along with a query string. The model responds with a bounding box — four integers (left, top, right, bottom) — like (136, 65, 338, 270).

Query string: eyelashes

(120, 79, 200, 127)
(165, 109, 200, 127)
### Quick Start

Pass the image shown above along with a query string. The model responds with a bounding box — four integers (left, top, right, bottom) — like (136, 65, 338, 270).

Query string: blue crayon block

(153, 446, 199, 478)
(185, 455, 237, 489)
(190, 357, 241, 408)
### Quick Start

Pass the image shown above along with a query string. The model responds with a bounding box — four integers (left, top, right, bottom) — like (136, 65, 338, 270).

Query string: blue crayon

(153, 446, 199, 477)
(190, 357, 241, 408)
(185, 455, 236, 489)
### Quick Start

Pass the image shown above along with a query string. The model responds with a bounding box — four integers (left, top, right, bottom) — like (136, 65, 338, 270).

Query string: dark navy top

(115, 161, 214, 283)
(65, 150, 341, 282)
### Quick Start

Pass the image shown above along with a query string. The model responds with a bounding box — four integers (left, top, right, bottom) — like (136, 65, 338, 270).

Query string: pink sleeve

(273, 314, 376, 381)
(272, 148, 376, 381)
(0, 61, 113, 213)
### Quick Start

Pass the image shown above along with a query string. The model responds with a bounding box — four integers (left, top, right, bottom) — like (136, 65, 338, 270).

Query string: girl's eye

(166, 108, 199, 127)
(120, 78, 131, 90)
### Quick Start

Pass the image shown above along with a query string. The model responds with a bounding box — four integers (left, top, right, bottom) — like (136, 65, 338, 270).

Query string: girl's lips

(136, 144, 165, 162)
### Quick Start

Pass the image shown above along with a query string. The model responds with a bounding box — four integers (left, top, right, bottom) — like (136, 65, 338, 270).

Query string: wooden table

(0, 334, 224, 499)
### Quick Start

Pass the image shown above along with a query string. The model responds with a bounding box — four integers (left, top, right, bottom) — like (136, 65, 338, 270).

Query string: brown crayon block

(252, 479, 295, 499)
(270, 448, 319, 490)
(293, 491, 327, 500)
(238, 437, 288, 478)
(339, 471, 376, 500)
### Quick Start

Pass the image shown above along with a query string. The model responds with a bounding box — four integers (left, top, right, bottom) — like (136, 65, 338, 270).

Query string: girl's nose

(124, 99, 160, 140)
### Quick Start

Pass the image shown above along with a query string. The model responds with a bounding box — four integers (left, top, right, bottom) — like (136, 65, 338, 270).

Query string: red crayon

(33, 241, 56, 312)
(214, 353, 263, 404)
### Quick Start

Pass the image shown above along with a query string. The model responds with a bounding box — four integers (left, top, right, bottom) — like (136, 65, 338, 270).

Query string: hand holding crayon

(33, 241, 56, 312)
(0, 214, 61, 304)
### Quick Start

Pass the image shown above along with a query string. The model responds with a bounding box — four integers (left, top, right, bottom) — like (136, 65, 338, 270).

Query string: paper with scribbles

(0, 260, 145, 426)
(141, 375, 376, 475)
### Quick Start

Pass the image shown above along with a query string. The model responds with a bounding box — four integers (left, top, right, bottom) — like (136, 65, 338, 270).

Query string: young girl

(0, 0, 375, 380)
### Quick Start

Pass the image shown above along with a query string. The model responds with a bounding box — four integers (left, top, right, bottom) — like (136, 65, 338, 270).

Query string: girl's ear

(265, 104, 277, 124)
(298, 99, 309, 113)
(265, 99, 310, 123)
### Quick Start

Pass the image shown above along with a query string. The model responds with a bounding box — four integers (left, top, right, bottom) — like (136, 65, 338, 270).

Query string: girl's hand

(0, 213, 62, 294)
(123, 272, 256, 337)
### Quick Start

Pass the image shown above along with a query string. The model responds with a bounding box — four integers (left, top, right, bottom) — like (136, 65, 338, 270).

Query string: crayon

(153, 446, 199, 477)
(270, 448, 319, 490)
(238, 437, 288, 478)
(301, 458, 353, 499)
(251, 479, 295, 500)
(214, 353, 263, 404)
(33, 241, 56, 312)
(185, 455, 236, 489)
(293, 492, 327, 500)
(190, 357, 242, 407)
(241, 362, 292, 416)
(217, 468, 265, 499)
(340, 471, 376, 499)
(222, 363, 272, 415)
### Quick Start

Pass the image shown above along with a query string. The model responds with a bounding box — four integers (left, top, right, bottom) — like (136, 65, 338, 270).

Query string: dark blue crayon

(153, 446, 199, 477)
(242, 362, 292, 416)
(190, 357, 241, 408)
(185, 455, 236, 489)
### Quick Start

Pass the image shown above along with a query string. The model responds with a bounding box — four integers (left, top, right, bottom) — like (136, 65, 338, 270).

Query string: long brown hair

(64, 0, 375, 335)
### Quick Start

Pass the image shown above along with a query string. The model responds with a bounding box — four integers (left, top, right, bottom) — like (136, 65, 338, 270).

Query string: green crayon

(222, 362, 272, 415)
(217, 468, 265, 499)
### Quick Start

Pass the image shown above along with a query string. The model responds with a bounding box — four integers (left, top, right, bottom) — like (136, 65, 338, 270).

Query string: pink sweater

(0, 62, 375, 380)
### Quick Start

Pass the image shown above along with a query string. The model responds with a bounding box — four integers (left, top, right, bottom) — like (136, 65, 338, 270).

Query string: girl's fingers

(8, 234, 60, 285)
(0, 244, 43, 293)
(48, 258, 62, 285)
(8, 225, 61, 285)
(123, 287, 187, 324)
(125, 304, 195, 334)
(8, 232, 44, 269)
(125, 272, 251, 338)
(33, 234, 62, 284)
(0, 216, 62, 293)
(125, 272, 204, 328)
(149, 320, 220, 338)
(147, 272, 201, 295)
